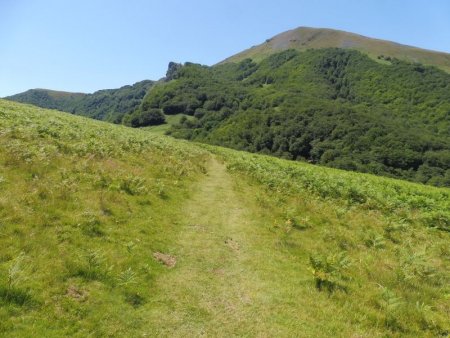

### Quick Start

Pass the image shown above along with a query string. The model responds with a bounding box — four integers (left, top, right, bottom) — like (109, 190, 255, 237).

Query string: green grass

(0, 100, 209, 336)
(205, 145, 450, 336)
(0, 99, 449, 337)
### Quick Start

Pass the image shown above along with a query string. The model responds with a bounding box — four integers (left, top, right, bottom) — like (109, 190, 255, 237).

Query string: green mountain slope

(5, 80, 154, 123)
(6, 28, 450, 186)
(134, 48, 450, 186)
(222, 27, 450, 73)
(0, 100, 449, 336)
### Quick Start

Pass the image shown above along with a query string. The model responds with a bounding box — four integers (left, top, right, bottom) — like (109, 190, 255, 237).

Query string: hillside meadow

(0, 99, 449, 337)
(0, 100, 210, 336)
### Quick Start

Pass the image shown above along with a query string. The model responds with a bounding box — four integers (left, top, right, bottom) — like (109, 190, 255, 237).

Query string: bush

(123, 109, 166, 128)
(137, 109, 165, 127)
(309, 251, 351, 293)
(0, 286, 33, 306)
(71, 250, 110, 282)
(162, 102, 186, 115)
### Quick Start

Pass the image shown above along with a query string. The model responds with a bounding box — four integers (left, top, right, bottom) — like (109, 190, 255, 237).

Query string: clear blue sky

(1, 0, 449, 97)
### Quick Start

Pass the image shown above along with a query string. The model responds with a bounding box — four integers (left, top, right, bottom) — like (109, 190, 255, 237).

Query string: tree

(123, 109, 166, 127)
(137, 109, 166, 127)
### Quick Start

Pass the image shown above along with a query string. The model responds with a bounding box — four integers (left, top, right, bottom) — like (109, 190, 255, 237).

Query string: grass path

(146, 157, 271, 336)
(144, 157, 358, 337)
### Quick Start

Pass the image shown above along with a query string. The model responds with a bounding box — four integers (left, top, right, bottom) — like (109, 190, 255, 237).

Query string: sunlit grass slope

(0, 99, 448, 337)
(0, 100, 210, 336)
(207, 145, 450, 336)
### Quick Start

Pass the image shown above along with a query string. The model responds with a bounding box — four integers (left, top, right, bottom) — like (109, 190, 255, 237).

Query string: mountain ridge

(221, 27, 450, 72)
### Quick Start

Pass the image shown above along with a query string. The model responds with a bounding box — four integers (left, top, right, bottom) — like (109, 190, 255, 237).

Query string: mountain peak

(221, 27, 450, 72)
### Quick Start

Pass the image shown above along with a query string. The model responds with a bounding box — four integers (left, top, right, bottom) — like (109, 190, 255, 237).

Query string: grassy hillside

(5, 80, 154, 123)
(133, 48, 450, 186)
(0, 99, 209, 336)
(222, 27, 450, 73)
(0, 99, 449, 337)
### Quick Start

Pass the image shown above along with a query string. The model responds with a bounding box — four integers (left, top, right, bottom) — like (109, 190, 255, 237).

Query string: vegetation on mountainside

(0, 100, 448, 337)
(132, 48, 450, 186)
(5, 80, 154, 123)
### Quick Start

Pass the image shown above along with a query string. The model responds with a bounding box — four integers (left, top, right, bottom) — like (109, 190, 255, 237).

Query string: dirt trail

(147, 157, 270, 336)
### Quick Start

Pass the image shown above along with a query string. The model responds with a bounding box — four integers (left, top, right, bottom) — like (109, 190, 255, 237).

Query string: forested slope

(133, 49, 450, 186)
(5, 80, 154, 123)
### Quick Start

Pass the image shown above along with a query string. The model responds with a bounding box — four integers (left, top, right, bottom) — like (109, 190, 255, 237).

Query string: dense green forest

(130, 49, 450, 186)
(5, 80, 154, 122)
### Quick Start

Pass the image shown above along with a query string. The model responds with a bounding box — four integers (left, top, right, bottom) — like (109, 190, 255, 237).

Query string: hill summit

(222, 27, 450, 72)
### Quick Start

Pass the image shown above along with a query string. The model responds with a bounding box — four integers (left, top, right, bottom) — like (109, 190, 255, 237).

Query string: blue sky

(1, 0, 449, 97)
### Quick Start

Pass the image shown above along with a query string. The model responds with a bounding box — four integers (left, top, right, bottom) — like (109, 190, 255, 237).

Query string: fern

(309, 251, 351, 292)
(117, 268, 137, 286)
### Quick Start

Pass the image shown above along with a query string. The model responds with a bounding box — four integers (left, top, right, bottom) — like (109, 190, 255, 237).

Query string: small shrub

(346, 186, 367, 204)
(397, 249, 438, 285)
(72, 250, 110, 282)
(364, 232, 386, 249)
(7, 252, 27, 289)
(95, 173, 113, 189)
(0, 286, 33, 306)
(117, 268, 137, 286)
(79, 214, 104, 237)
(119, 175, 148, 195)
(284, 213, 312, 231)
(154, 179, 166, 198)
(377, 285, 406, 332)
(421, 211, 450, 232)
(384, 220, 408, 243)
(0, 253, 32, 307)
(378, 285, 403, 311)
(124, 241, 136, 253)
(309, 251, 351, 293)
(124, 291, 145, 308)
